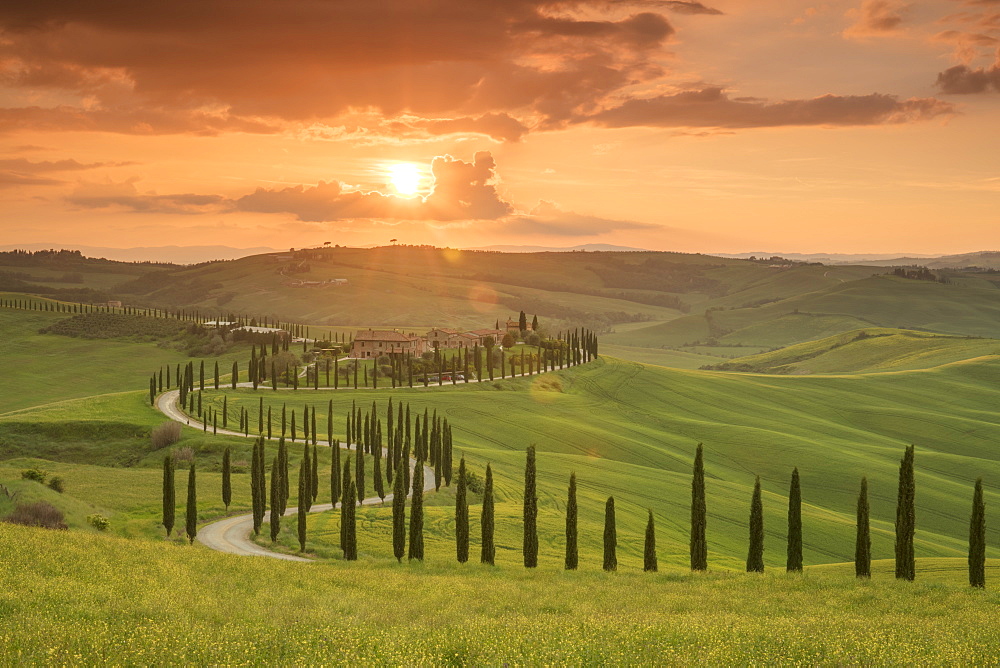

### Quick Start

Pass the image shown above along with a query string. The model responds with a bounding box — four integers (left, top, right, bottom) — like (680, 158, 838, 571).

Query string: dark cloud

(66, 179, 233, 214)
(844, 0, 908, 38)
(500, 201, 655, 236)
(410, 113, 531, 143)
(936, 61, 1000, 93)
(0, 156, 123, 188)
(659, 2, 723, 16)
(238, 151, 513, 222)
(588, 87, 953, 128)
(0, 1, 675, 137)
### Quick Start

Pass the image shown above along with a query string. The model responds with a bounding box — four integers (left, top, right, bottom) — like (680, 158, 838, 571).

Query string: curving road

(156, 388, 436, 560)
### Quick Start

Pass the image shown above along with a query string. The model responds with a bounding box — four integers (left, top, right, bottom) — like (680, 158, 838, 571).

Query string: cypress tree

(523, 445, 538, 568)
(269, 457, 281, 541)
(746, 476, 764, 573)
(565, 472, 578, 570)
(231, 361, 238, 389)
(327, 400, 334, 446)
(344, 480, 358, 560)
(223, 395, 228, 428)
(162, 454, 175, 536)
(856, 476, 871, 578)
(185, 461, 197, 545)
(644, 509, 658, 572)
(356, 448, 366, 504)
(302, 444, 313, 511)
(392, 456, 406, 562)
(374, 449, 385, 502)
(297, 461, 308, 552)
(250, 438, 261, 534)
(970, 478, 986, 588)
(894, 445, 916, 581)
(222, 446, 232, 510)
(214, 361, 219, 389)
(603, 496, 617, 572)
(408, 459, 424, 561)
(312, 443, 319, 502)
(331, 439, 341, 506)
(340, 457, 352, 551)
(254, 437, 267, 535)
(277, 437, 289, 513)
(311, 407, 318, 446)
(690, 443, 708, 571)
(455, 457, 469, 563)
(787, 467, 802, 573)
(291, 409, 296, 442)
(199, 360, 205, 391)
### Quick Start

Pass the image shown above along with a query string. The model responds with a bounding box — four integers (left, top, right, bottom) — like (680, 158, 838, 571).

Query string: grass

(3, 522, 1000, 664)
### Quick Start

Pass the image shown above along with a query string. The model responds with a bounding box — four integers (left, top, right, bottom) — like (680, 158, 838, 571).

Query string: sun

(389, 162, 421, 196)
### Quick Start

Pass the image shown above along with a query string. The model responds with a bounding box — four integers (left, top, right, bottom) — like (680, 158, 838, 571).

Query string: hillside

(705, 328, 1000, 374)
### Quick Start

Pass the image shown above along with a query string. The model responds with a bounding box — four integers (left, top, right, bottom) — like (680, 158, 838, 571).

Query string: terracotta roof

(354, 330, 418, 342)
(428, 328, 461, 335)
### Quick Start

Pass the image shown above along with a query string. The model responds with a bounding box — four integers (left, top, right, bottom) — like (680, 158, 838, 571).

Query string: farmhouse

(353, 330, 425, 358)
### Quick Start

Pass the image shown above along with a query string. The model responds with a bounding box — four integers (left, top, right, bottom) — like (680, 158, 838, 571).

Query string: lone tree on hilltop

(690, 443, 707, 571)
(746, 476, 764, 573)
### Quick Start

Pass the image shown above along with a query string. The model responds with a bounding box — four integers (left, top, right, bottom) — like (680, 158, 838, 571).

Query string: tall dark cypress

(250, 438, 262, 534)
(565, 472, 578, 570)
(856, 476, 871, 578)
(214, 361, 219, 390)
(455, 457, 469, 563)
(231, 361, 238, 389)
(690, 443, 708, 571)
(408, 459, 425, 561)
(331, 439, 341, 507)
(603, 496, 617, 572)
(786, 467, 802, 572)
(523, 445, 538, 568)
(295, 464, 310, 552)
(356, 448, 366, 504)
(277, 437, 289, 514)
(312, 443, 319, 502)
(222, 446, 232, 510)
(162, 454, 175, 536)
(894, 445, 915, 581)
(301, 444, 312, 512)
(185, 461, 197, 545)
(340, 457, 352, 551)
(392, 456, 406, 562)
(479, 464, 496, 566)
(970, 477, 986, 588)
(269, 457, 281, 541)
(344, 480, 358, 560)
(746, 476, 764, 573)
(254, 437, 267, 533)
(644, 509, 658, 572)
(374, 449, 385, 502)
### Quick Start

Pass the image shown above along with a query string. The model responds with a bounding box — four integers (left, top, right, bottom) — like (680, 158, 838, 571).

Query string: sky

(0, 0, 998, 255)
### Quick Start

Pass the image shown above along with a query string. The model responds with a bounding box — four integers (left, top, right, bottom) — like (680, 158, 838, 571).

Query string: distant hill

(467, 243, 651, 253)
(0, 243, 279, 264)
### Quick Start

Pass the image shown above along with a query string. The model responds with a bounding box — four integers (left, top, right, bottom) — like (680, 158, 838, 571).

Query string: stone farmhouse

(352, 326, 506, 359)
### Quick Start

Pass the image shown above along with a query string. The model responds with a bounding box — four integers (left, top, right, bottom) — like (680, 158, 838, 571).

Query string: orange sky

(1, 0, 998, 254)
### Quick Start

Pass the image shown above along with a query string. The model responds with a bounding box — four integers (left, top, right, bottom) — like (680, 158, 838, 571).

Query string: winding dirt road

(155, 388, 436, 560)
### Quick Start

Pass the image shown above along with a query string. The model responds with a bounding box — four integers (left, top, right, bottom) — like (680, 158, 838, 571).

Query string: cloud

(659, 2, 723, 16)
(408, 113, 531, 143)
(0, 156, 124, 188)
(238, 151, 512, 222)
(844, 0, 909, 38)
(588, 87, 953, 129)
(936, 58, 1000, 93)
(66, 179, 232, 215)
(499, 200, 656, 236)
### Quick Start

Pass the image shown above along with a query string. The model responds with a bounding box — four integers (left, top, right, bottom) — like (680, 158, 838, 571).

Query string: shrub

(47, 476, 65, 493)
(3, 501, 67, 530)
(87, 513, 111, 531)
(20, 468, 47, 484)
(151, 422, 182, 450)
(172, 446, 194, 465)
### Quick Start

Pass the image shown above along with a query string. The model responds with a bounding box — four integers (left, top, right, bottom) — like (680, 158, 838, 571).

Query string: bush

(525, 333, 541, 346)
(3, 501, 67, 530)
(47, 476, 65, 493)
(172, 446, 194, 465)
(151, 422, 182, 450)
(20, 468, 47, 484)
(87, 513, 110, 531)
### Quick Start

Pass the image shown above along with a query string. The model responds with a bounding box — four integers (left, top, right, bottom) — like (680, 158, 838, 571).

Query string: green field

(3, 522, 1000, 664)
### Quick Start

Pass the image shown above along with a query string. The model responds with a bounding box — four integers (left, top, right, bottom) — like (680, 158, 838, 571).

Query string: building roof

(469, 329, 504, 336)
(427, 328, 461, 335)
(355, 329, 419, 343)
